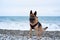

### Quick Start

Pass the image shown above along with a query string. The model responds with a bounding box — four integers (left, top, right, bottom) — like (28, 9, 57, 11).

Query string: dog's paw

(28, 38, 32, 40)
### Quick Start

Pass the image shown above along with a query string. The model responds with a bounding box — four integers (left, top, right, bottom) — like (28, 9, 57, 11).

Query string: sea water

(0, 16, 60, 31)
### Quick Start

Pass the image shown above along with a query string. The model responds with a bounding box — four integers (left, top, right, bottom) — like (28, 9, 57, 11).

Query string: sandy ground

(0, 29, 60, 40)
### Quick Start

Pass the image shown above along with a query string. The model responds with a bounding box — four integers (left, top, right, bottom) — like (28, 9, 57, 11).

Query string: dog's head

(29, 10, 38, 23)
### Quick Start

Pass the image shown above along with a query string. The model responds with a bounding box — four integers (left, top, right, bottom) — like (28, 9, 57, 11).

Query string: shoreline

(0, 29, 60, 31)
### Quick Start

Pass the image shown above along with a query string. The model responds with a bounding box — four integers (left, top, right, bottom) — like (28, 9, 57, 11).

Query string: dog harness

(30, 22, 41, 29)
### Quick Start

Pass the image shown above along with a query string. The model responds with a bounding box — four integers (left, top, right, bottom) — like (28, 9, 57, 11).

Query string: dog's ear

(30, 10, 32, 14)
(34, 11, 37, 16)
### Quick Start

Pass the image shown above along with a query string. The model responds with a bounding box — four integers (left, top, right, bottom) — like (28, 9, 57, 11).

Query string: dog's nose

(29, 17, 35, 23)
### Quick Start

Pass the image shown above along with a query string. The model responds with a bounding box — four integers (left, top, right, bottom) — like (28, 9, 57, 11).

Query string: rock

(0, 29, 60, 40)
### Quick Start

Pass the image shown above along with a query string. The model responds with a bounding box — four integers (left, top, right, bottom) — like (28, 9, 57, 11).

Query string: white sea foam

(0, 22, 30, 30)
(0, 22, 60, 31)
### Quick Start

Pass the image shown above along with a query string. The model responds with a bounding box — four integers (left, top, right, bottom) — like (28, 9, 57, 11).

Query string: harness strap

(30, 22, 41, 29)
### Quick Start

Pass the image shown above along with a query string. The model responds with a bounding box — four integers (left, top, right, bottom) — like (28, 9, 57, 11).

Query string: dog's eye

(30, 17, 35, 20)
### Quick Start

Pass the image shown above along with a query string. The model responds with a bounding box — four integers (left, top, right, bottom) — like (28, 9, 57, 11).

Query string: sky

(0, 0, 60, 16)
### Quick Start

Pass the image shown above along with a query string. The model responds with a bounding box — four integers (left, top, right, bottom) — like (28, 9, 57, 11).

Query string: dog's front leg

(35, 27, 40, 40)
(28, 28, 32, 40)
(29, 28, 32, 38)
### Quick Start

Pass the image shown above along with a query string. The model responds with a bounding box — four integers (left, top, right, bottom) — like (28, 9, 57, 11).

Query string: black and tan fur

(29, 10, 48, 39)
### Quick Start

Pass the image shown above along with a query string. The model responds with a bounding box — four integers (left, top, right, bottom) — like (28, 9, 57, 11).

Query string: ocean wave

(0, 22, 60, 31)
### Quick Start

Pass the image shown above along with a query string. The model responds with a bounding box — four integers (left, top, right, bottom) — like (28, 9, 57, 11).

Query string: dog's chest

(30, 22, 41, 29)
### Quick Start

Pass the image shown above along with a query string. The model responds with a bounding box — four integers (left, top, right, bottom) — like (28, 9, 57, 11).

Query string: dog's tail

(44, 27, 48, 30)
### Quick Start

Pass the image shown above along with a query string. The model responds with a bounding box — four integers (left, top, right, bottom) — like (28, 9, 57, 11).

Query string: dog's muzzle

(29, 17, 35, 23)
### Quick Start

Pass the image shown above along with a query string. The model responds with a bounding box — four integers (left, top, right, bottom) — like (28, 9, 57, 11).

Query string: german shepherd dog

(29, 10, 48, 40)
